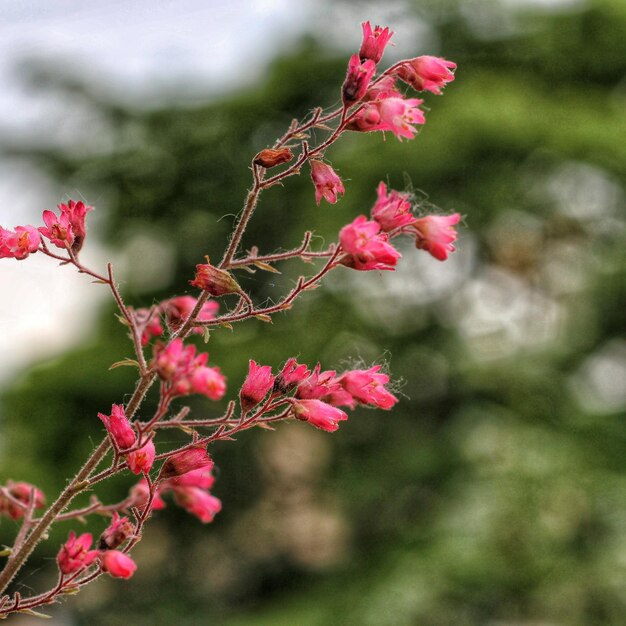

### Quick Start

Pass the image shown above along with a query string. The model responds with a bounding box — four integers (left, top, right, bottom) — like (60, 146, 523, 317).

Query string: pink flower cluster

(153, 338, 226, 400)
(237, 358, 398, 433)
(308, 22, 455, 205)
(1, 200, 93, 260)
(130, 447, 222, 525)
(337, 181, 461, 268)
(57, 515, 137, 580)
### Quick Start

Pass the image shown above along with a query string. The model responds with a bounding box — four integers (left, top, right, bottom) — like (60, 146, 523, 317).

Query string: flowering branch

(0, 21, 460, 617)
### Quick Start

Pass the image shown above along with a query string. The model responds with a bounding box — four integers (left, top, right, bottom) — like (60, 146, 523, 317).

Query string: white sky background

(0, 0, 427, 384)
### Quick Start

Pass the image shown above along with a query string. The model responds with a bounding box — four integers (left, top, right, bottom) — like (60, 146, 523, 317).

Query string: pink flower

(166, 295, 219, 333)
(127, 439, 156, 475)
(339, 215, 401, 271)
(370, 182, 415, 231)
(57, 532, 99, 575)
(101, 550, 137, 579)
(291, 399, 348, 432)
(98, 404, 136, 451)
(58, 200, 93, 252)
(240, 360, 275, 412)
(0, 481, 46, 520)
(359, 22, 393, 63)
(395, 56, 456, 95)
(161, 447, 214, 479)
(310, 160, 345, 205)
(0, 226, 41, 260)
(166, 466, 215, 490)
(296, 364, 341, 400)
(274, 358, 311, 393)
(347, 96, 425, 141)
(412, 213, 461, 261)
(128, 478, 166, 511)
(338, 366, 398, 410)
(191, 366, 227, 400)
(190, 262, 241, 296)
(98, 513, 135, 550)
(39, 209, 74, 249)
(378, 97, 426, 141)
(173, 487, 222, 523)
(154, 338, 194, 381)
(342, 54, 376, 106)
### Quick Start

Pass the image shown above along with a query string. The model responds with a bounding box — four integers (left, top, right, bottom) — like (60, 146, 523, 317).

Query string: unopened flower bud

(190, 261, 242, 296)
(253, 148, 294, 168)
(161, 447, 214, 479)
(101, 550, 137, 579)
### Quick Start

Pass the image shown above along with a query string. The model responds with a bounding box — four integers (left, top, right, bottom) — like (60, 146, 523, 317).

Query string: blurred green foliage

(1, 0, 625, 624)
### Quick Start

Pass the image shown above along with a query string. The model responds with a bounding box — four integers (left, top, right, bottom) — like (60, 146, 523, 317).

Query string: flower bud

(342, 54, 376, 106)
(240, 360, 275, 412)
(310, 160, 345, 205)
(98, 404, 136, 450)
(253, 148, 294, 168)
(291, 399, 348, 432)
(190, 261, 242, 296)
(101, 550, 137, 579)
(161, 447, 214, 479)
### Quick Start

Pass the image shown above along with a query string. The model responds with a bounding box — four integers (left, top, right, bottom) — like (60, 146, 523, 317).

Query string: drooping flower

(98, 404, 136, 451)
(57, 532, 99, 575)
(190, 261, 241, 296)
(370, 182, 415, 231)
(377, 97, 426, 141)
(98, 513, 135, 550)
(310, 160, 345, 205)
(395, 56, 456, 95)
(359, 21, 393, 64)
(342, 54, 376, 106)
(291, 399, 348, 432)
(274, 358, 311, 394)
(0, 481, 46, 520)
(338, 366, 398, 410)
(166, 466, 215, 490)
(38, 209, 74, 249)
(161, 447, 214, 479)
(412, 213, 461, 261)
(240, 360, 275, 412)
(101, 550, 137, 579)
(0, 226, 41, 260)
(172, 487, 222, 523)
(339, 215, 401, 271)
(127, 439, 156, 475)
(347, 96, 425, 141)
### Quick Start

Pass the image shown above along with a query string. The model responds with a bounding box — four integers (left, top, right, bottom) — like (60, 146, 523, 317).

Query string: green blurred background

(1, 0, 625, 624)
